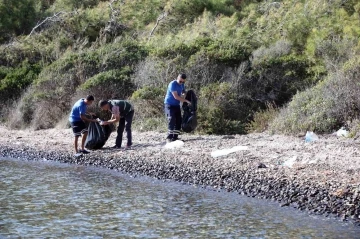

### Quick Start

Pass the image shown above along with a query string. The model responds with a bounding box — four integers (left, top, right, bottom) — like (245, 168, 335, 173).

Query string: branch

(26, 11, 67, 39)
(109, 0, 119, 20)
(149, 12, 167, 39)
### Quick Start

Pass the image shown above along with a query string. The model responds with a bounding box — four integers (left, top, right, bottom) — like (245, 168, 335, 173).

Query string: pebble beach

(1, 126, 359, 224)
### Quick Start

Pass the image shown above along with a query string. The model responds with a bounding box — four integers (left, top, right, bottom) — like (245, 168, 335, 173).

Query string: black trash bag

(102, 124, 113, 141)
(85, 122, 108, 150)
(182, 90, 198, 133)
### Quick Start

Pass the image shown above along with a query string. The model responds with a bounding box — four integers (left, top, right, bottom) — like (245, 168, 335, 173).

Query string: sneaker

(79, 149, 90, 154)
(74, 153, 82, 158)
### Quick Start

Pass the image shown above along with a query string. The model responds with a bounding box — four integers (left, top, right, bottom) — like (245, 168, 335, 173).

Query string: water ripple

(0, 158, 359, 238)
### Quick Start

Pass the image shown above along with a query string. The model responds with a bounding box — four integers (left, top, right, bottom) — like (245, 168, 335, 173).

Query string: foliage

(131, 86, 166, 119)
(0, 0, 38, 43)
(1, 0, 360, 135)
(197, 83, 245, 135)
(0, 62, 41, 103)
(246, 103, 279, 133)
(270, 57, 360, 134)
(132, 117, 167, 133)
(79, 67, 135, 100)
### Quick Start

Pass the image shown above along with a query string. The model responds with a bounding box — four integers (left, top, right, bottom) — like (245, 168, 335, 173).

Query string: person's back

(69, 99, 86, 123)
(109, 100, 132, 116)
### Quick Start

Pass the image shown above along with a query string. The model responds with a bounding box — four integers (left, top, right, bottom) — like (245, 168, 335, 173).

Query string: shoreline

(1, 126, 359, 224)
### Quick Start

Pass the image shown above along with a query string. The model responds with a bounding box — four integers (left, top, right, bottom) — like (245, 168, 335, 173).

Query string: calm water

(0, 158, 359, 238)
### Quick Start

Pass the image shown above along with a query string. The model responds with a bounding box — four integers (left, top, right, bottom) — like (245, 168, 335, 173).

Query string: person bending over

(164, 73, 191, 142)
(98, 99, 134, 149)
(69, 95, 97, 156)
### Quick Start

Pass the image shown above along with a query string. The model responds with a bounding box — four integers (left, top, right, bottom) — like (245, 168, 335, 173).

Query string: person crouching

(98, 99, 134, 149)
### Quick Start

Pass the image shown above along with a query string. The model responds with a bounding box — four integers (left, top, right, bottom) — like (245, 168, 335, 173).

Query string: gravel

(0, 126, 359, 224)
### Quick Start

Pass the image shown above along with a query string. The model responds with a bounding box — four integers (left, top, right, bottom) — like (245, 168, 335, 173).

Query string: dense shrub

(50, 0, 103, 11)
(130, 86, 167, 132)
(0, 0, 38, 43)
(131, 86, 165, 119)
(246, 103, 279, 133)
(160, 0, 236, 34)
(197, 83, 245, 134)
(270, 57, 360, 134)
(79, 67, 135, 100)
(0, 61, 41, 104)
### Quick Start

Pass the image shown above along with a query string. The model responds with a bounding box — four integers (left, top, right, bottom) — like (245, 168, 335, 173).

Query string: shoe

(166, 138, 172, 143)
(111, 145, 121, 149)
(79, 149, 90, 154)
(74, 153, 82, 158)
(125, 145, 132, 150)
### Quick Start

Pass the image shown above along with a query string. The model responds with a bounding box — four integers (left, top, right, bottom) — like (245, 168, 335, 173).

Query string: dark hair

(179, 73, 187, 80)
(98, 100, 108, 108)
(86, 95, 95, 101)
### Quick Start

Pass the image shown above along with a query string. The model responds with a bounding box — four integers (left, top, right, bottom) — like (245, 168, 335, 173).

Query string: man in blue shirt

(69, 95, 96, 156)
(164, 74, 191, 142)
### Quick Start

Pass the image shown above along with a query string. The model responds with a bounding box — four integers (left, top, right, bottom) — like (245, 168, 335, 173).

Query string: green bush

(131, 86, 166, 119)
(101, 39, 148, 69)
(270, 57, 360, 134)
(0, 0, 38, 43)
(246, 103, 279, 133)
(0, 61, 41, 103)
(197, 82, 245, 135)
(160, 0, 236, 33)
(50, 0, 102, 11)
(80, 67, 135, 100)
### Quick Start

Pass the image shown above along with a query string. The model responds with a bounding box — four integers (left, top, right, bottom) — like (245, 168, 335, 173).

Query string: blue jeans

(164, 104, 181, 140)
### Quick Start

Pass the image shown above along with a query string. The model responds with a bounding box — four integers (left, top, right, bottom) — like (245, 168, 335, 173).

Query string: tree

(0, 0, 37, 42)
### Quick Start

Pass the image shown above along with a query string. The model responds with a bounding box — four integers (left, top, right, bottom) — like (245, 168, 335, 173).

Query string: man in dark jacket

(164, 74, 191, 142)
(98, 99, 134, 149)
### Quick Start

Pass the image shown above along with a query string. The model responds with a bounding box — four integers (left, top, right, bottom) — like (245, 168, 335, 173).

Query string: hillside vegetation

(0, 0, 359, 134)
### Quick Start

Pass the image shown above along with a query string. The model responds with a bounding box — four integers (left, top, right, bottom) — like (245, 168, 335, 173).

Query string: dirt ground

(1, 125, 360, 187)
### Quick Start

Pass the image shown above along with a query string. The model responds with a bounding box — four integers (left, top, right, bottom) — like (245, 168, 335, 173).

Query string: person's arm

(171, 91, 191, 104)
(101, 106, 120, 125)
(79, 104, 96, 122)
(80, 114, 97, 122)
(102, 114, 120, 125)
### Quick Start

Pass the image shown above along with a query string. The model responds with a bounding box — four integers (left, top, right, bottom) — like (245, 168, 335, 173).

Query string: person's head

(176, 73, 187, 84)
(84, 95, 94, 105)
(98, 100, 110, 111)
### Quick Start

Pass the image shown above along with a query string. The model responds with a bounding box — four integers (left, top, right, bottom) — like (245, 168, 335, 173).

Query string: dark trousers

(116, 110, 134, 147)
(165, 104, 181, 140)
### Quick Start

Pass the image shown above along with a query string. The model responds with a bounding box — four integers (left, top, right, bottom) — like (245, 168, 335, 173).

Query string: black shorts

(70, 121, 88, 136)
